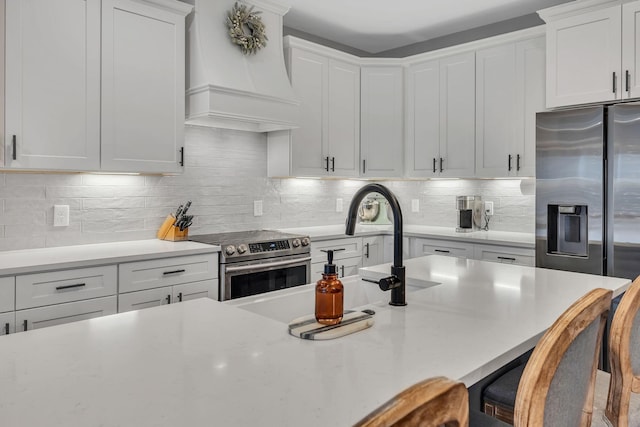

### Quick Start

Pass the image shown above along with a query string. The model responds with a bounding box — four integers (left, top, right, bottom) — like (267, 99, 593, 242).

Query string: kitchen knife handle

(177, 292, 183, 302)
(613, 71, 617, 94)
(433, 158, 437, 173)
(340, 265, 344, 277)
(23, 320, 28, 331)
(439, 157, 443, 173)
(331, 157, 335, 172)
(508, 154, 513, 171)
(179, 147, 184, 166)
(362, 159, 366, 174)
(4, 323, 9, 335)
(12, 135, 17, 160)
(55, 283, 86, 291)
(497, 256, 516, 262)
(324, 156, 329, 172)
(365, 243, 370, 259)
(166, 294, 171, 304)
(163, 269, 186, 276)
(626, 70, 631, 93)
(516, 154, 521, 171)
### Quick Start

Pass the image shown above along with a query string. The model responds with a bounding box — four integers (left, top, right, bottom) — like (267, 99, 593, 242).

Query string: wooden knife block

(157, 214, 189, 241)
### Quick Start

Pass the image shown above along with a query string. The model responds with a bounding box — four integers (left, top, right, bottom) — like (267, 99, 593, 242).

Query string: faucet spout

(346, 183, 406, 306)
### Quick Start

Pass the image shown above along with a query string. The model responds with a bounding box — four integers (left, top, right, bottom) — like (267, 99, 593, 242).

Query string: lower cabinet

(411, 237, 474, 259)
(311, 237, 363, 279)
(118, 279, 217, 313)
(15, 296, 117, 332)
(0, 312, 15, 335)
(362, 236, 385, 267)
(474, 244, 535, 267)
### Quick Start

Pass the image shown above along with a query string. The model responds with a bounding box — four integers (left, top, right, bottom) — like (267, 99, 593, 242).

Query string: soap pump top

(323, 249, 338, 275)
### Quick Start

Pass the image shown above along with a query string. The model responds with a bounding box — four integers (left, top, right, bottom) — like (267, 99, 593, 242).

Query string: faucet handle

(378, 275, 401, 292)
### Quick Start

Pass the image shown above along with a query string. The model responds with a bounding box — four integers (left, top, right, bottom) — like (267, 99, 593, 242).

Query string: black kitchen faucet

(345, 183, 406, 306)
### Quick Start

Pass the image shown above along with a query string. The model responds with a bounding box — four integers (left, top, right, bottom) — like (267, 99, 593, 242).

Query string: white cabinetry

(16, 297, 117, 332)
(474, 244, 535, 267)
(540, 0, 640, 107)
(0, 312, 15, 335)
(0, 276, 15, 335)
(360, 66, 404, 177)
(411, 237, 474, 259)
(118, 253, 218, 312)
(311, 237, 363, 278)
(362, 236, 385, 267)
(282, 42, 360, 177)
(475, 37, 544, 177)
(406, 52, 476, 178)
(4, 0, 191, 173)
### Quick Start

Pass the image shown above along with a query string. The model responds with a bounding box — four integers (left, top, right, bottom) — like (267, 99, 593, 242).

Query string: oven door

(220, 254, 311, 301)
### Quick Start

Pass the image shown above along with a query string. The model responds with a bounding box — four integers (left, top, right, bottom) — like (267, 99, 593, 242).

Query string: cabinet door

(0, 312, 15, 335)
(362, 236, 384, 267)
(118, 286, 172, 313)
(475, 44, 517, 178)
(338, 257, 362, 278)
(173, 279, 218, 303)
(406, 60, 440, 177)
(515, 37, 546, 177)
(0, 277, 15, 313)
(360, 66, 404, 177)
(327, 59, 360, 176)
(101, 0, 187, 173)
(623, 1, 640, 99)
(289, 48, 329, 177)
(16, 296, 117, 332)
(439, 52, 476, 178)
(545, 5, 622, 108)
(5, 0, 100, 170)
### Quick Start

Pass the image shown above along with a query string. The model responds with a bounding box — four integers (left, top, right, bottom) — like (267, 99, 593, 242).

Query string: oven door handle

(224, 256, 312, 273)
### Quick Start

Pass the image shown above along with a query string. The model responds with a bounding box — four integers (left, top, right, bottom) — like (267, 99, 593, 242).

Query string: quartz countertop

(0, 239, 220, 276)
(278, 224, 534, 248)
(0, 255, 628, 426)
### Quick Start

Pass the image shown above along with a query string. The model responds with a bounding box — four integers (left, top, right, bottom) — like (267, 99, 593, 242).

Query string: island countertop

(0, 256, 629, 426)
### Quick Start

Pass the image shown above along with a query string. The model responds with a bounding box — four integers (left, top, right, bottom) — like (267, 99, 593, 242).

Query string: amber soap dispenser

(315, 250, 344, 325)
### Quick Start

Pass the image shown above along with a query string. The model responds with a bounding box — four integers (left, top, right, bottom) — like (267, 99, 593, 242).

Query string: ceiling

(284, 0, 572, 54)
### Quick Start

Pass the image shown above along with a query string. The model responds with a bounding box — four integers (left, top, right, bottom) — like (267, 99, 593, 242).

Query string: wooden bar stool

(481, 288, 613, 426)
(355, 376, 469, 427)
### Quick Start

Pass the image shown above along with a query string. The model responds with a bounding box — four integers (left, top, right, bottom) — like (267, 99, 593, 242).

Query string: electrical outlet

(411, 199, 420, 213)
(253, 200, 263, 217)
(336, 198, 343, 213)
(484, 201, 494, 216)
(53, 205, 70, 227)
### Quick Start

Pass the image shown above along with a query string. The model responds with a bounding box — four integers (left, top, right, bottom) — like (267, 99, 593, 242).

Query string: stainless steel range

(189, 230, 311, 301)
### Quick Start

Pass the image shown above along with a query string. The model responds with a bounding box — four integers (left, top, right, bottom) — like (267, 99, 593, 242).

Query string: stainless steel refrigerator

(536, 104, 640, 281)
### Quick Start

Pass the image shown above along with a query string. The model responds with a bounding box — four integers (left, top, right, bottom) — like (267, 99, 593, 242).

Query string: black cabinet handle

(340, 265, 344, 277)
(432, 158, 437, 173)
(178, 292, 183, 302)
(439, 157, 443, 173)
(23, 320, 28, 331)
(516, 154, 521, 171)
(163, 269, 185, 276)
(4, 323, 9, 335)
(166, 294, 171, 304)
(324, 156, 329, 172)
(497, 256, 516, 261)
(626, 70, 631, 93)
(363, 159, 366, 174)
(613, 71, 617, 94)
(508, 154, 513, 171)
(434, 249, 450, 254)
(179, 147, 184, 167)
(365, 243, 370, 259)
(55, 283, 86, 291)
(331, 157, 335, 172)
(12, 135, 17, 160)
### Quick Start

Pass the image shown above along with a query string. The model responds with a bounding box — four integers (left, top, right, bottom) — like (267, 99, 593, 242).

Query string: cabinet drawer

(312, 256, 362, 279)
(311, 238, 362, 263)
(16, 296, 117, 332)
(16, 266, 117, 310)
(118, 287, 172, 313)
(411, 238, 473, 259)
(0, 312, 15, 335)
(0, 277, 15, 313)
(174, 279, 217, 302)
(119, 254, 217, 293)
(474, 244, 535, 267)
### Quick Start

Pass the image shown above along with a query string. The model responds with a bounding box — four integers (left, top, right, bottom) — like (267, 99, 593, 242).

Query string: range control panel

(249, 240, 290, 253)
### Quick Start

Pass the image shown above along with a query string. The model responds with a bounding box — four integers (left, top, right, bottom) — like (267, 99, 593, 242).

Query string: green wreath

(226, 2, 268, 55)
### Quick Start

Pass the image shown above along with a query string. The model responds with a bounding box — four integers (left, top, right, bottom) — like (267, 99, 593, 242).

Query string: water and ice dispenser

(547, 204, 588, 257)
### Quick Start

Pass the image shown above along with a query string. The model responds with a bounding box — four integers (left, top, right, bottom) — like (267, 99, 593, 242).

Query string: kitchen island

(0, 256, 629, 426)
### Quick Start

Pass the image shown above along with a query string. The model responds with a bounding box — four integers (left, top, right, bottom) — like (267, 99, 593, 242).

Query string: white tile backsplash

(0, 127, 535, 251)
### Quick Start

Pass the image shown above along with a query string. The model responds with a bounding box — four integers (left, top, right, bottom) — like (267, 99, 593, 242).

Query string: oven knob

(301, 237, 310, 246)
(237, 244, 248, 254)
(225, 245, 236, 256)
(292, 238, 301, 248)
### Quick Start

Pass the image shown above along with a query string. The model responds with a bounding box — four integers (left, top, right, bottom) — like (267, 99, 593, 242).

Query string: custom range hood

(184, 0, 299, 132)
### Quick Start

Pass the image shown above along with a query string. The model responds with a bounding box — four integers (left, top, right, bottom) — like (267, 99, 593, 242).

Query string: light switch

(53, 205, 70, 227)
(253, 200, 263, 217)
(336, 198, 343, 213)
(411, 199, 420, 213)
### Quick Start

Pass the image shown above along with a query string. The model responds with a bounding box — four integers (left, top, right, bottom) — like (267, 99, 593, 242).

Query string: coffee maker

(456, 196, 482, 232)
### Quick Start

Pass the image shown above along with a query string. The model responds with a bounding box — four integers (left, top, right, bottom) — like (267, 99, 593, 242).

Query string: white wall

(0, 127, 534, 251)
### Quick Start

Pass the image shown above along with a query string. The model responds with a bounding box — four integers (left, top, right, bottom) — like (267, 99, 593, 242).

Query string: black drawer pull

(4, 323, 9, 335)
(23, 320, 28, 331)
(434, 249, 450, 254)
(163, 269, 186, 276)
(340, 265, 345, 277)
(331, 157, 335, 172)
(12, 135, 17, 160)
(55, 283, 86, 291)
(166, 294, 171, 304)
(432, 158, 437, 173)
(439, 157, 443, 173)
(497, 256, 516, 261)
(516, 154, 521, 171)
(178, 292, 183, 302)
(365, 243, 370, 259)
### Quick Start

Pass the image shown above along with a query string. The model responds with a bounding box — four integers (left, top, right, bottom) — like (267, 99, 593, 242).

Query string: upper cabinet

(540, 0, 640, 108)
(406, 52, 476, 178)
(475, 37, 545, 177)
(360, 65, 404, 178)
(4, 0, 192, 173)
